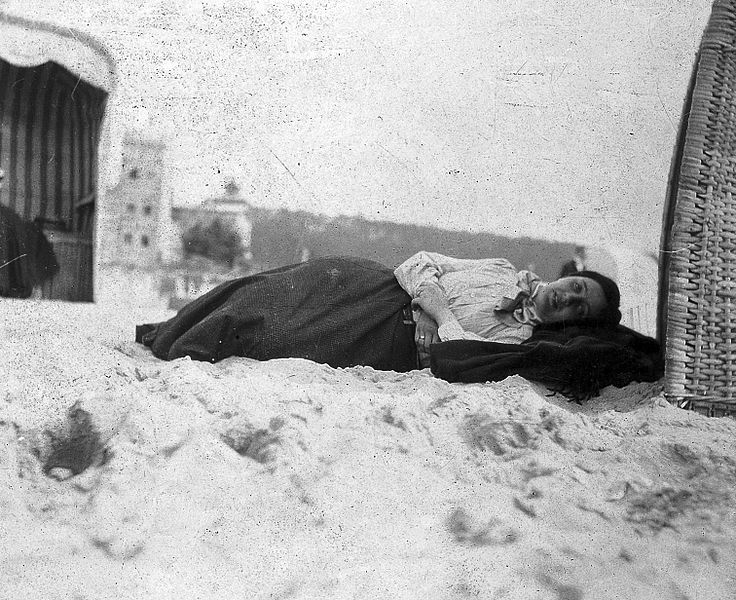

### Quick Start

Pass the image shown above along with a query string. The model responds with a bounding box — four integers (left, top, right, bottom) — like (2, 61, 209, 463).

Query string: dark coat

(430, 322, 663, 402)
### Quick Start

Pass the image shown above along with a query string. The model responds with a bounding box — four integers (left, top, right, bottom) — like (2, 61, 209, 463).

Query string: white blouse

(393, 251, 541, 344)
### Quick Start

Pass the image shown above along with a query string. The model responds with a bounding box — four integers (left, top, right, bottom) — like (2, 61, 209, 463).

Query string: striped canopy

(0, 60, 108, 229)
(0, 12, 115, 232)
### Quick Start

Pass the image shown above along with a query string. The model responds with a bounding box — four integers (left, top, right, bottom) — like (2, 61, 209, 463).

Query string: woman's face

(534, 276, 607, 323)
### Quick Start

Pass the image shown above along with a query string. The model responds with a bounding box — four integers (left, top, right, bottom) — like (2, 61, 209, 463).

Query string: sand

(1, 297, 734, 599)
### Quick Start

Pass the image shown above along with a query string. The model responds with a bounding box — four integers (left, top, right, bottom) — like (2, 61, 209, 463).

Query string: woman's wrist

(434, 307, 455, 327)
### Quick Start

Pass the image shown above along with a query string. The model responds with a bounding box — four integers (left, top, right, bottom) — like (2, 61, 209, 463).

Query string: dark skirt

(136, 257, 418, 371)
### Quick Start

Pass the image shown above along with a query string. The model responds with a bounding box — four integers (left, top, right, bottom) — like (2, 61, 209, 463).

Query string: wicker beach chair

(659, 0, 736, 417)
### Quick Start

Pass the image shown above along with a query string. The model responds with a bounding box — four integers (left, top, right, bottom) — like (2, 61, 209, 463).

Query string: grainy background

(1, 0, 713, 253)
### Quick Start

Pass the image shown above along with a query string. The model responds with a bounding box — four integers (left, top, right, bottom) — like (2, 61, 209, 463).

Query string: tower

(100, 135, 165, 267)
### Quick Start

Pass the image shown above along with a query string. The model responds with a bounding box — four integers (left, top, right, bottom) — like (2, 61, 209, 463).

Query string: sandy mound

(1, 299, 734, 599)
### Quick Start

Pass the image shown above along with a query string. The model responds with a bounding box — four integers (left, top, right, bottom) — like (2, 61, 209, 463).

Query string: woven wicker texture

(661, 0, 736, 417)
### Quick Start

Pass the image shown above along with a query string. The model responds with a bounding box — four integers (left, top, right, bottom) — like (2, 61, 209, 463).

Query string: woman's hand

(411, 282, 455, 327)
(414, 309, 440, 357)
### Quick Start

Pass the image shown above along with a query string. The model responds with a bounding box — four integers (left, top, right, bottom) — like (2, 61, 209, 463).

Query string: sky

(0, 0, 714, 251)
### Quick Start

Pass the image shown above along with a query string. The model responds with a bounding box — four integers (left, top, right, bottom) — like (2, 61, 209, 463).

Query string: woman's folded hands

(414, 309, 440, 364)
(411, 282, 455, 328)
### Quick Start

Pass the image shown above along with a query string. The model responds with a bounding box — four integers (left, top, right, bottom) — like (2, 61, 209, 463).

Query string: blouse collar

(493, 270, 546, 328)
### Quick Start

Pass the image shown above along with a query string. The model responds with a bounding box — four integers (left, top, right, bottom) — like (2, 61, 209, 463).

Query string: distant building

(100, 135, 165, 267)
(170, 180, 253, 264)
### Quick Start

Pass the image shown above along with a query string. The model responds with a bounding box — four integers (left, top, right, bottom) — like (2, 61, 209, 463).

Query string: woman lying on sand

(136, 251, 621, 371)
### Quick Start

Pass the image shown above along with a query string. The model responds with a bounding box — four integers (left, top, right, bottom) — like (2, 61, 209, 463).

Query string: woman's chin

(536, 310, 552, 324)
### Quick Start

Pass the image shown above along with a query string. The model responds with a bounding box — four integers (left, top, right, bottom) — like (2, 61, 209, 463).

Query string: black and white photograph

(1, 1, 734, 598)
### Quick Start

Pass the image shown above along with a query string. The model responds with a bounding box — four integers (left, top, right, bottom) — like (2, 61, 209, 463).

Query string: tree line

(183, 207, 577, 281)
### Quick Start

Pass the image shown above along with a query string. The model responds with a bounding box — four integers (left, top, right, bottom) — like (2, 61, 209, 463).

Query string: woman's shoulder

(467, 257, 517, 272)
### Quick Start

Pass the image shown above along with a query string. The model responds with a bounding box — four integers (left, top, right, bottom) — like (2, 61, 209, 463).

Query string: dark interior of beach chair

(659, 0, 736, 417)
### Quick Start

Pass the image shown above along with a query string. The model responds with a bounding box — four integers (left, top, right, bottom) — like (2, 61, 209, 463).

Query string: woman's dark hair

(574, 270, 621, 325)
